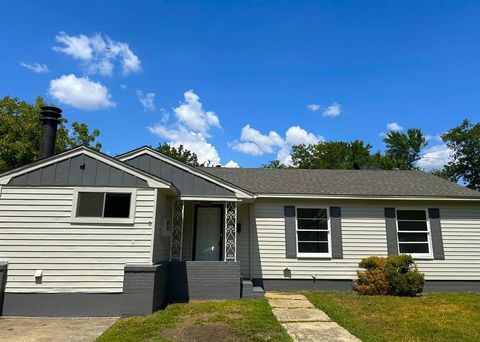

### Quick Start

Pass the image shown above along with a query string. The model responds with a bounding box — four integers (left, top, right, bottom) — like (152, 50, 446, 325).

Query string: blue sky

(1, 1, 479, 168)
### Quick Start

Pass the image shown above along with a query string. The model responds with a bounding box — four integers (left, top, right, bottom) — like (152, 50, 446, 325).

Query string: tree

(291, 140, 375, 169)
(262, 160, 287, 168)
(383, 128, 427, 170)
(0, 96, 102, 173)
(439, 119, 480, 191)
(155, 143, 200, 167)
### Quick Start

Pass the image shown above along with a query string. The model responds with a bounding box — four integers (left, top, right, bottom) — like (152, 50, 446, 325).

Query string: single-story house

(0, 106, 479, 316)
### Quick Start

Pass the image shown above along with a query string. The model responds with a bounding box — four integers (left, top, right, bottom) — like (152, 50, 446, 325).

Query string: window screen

(297, 208, 329, 255)
(76, 192, 132, 219)
(396, 210, 431, 256)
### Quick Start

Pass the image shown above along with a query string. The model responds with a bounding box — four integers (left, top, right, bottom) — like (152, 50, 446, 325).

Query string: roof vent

(39, 106, 62, 159)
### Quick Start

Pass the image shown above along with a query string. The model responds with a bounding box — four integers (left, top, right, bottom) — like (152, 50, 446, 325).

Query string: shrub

(355, 255, 425, 296)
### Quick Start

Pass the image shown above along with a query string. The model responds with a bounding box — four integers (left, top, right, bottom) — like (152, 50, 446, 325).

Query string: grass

(305, 291, 480, 342)
(96, 298, 291, 342)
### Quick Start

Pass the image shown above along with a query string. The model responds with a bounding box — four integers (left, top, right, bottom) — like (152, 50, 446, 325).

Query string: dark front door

(193, 206, 223, 261)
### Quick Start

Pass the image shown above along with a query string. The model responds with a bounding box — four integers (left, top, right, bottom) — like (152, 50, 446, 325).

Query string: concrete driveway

(0, 317, 118, 342)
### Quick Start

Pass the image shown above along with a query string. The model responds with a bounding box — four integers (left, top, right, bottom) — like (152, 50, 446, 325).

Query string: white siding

(151, 191, 172, 263)
(0, 186, 156, 293)
(237, 203, 250, 277)
(252, 199, 480, 281)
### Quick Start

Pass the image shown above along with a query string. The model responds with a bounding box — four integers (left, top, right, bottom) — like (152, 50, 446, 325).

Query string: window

(73, 189, 135, 223)
(296, 208, 330, 257)
(396, 209, 432, 258)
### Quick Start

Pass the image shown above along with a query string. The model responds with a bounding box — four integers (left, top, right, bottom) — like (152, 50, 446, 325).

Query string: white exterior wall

(252, 198, 480, 281)
(151, 191, 172, 263)
(0, 186, 157, 293)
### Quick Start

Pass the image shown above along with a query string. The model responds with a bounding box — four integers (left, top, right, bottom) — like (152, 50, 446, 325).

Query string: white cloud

(137, 90, 156, 111)
(120, 84, 127, 90)
(387, 122, 403, 132)
(173, 90, 220, 135)
(231, 141, 263, 156)
(224, 160, 240, 168)
(53, 32, 141, 76)
(306, 103, 321, 112)
(322, 102, 341, 117)
(147, 90, 222, 165)
(231, 124, 323, 165)
(417, 144, 453, 170)
(49, 74, 115, 110)
(425, 134, 443, 142)
(20, 62, 49, 73)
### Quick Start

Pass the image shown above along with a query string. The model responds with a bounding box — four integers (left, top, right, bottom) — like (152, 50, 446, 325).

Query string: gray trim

(255, 278, 354, 291)
(2, 293, 123, 316)
(330, 207, 343, 259)
(9, 154, 149, 187)
(423, 280, 480, 293)
(168, 261, 240, 301)
(0, 262, 7, 316)
(122, 262, 169, 316)
(429, 208, 445, 260)
(284, 206, 297, 259)
(124, 154, 235, 197)
(384, 207, 398, 256)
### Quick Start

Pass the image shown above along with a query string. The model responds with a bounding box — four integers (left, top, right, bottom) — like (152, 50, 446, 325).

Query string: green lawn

(305, 291, 480, 342)
(96, 299, 291, 342)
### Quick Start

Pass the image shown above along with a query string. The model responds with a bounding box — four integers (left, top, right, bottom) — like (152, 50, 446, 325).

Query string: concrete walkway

(0, 317, 118, 342)
(266, 292, 360, 342)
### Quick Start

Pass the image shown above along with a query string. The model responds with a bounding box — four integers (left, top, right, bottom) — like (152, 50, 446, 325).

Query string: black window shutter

(330, 207, 343, 259)
(284, 206, 297, 259)
(429, 208, 445, 260)
(384, 208, 399, 256)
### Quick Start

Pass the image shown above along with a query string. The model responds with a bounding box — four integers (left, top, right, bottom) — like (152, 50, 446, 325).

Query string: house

(0, 106, 479, 316)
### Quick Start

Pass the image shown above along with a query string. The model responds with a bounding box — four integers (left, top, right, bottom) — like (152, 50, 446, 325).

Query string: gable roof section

(116, 146, 253, 199)
(0, 147, 177, 191)
(200, 168, 480, 200)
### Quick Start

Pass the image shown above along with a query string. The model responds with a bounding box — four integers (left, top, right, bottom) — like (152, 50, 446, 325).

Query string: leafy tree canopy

(438, 119, 480, 191)
(155, 143, 200, 167)
(262, 160, 287, 168)
(0, 96, 101, 173)
(383, 128, 427, 170)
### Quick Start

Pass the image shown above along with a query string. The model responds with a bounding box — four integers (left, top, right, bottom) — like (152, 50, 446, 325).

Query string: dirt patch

(160, 313, 247, 342)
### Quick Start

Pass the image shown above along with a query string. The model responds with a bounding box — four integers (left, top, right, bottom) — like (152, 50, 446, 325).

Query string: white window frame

(395, 208, 433, 260)
(71, 187, 137, 224)
(296, 206, 332, 258)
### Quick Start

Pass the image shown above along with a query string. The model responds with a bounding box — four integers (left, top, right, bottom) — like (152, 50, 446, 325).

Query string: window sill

(411, 255, 434, 260)
(71, 217, 135, 225)
(297, 253, 332, 259)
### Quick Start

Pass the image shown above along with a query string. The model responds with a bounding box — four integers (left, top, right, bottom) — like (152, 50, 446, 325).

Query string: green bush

(355, 255, 424, 296)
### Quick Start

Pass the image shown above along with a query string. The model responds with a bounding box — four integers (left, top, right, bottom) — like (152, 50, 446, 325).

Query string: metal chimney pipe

(39, 106, 62, 159)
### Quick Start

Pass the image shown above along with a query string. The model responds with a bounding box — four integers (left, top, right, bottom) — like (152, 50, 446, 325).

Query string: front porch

(166, 199, 258, 301)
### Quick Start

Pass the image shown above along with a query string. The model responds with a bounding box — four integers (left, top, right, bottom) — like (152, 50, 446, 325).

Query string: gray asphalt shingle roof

(199, 168, 480, 199)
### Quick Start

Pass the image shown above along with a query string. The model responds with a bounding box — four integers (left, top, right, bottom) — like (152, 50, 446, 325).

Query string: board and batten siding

(251, 199, 480, 280)
(0, 186, 156, 293)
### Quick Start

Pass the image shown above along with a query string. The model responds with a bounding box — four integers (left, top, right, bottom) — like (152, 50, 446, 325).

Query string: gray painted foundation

(2, 293, 123, 317)
(255, 278, 480, 293)
(0, 262, 7, 315)
(1, 262, 169, 317)
(169, 261, 241, 301)
(122, 262, 169, 316)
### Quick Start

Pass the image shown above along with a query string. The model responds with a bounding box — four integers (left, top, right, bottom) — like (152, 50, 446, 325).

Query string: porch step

(241, 279, 264, 299)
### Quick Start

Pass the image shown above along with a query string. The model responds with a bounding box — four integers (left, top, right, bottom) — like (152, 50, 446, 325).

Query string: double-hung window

(396, 209, 432, 258)
(72, 189, 135, 223)
(296, 208, 331, 257)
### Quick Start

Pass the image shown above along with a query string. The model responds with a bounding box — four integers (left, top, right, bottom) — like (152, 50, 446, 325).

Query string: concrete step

(241, 279, 265, 299)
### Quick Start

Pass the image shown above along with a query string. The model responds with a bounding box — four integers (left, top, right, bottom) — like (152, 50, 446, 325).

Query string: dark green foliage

(262, 160, 287, 168)
(437, 119, 480, 191)
(0, 96, 102, 173)
(383, 128, 427, 170)
(155, 143, 200, 166)
(355, 255, 424, 296)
